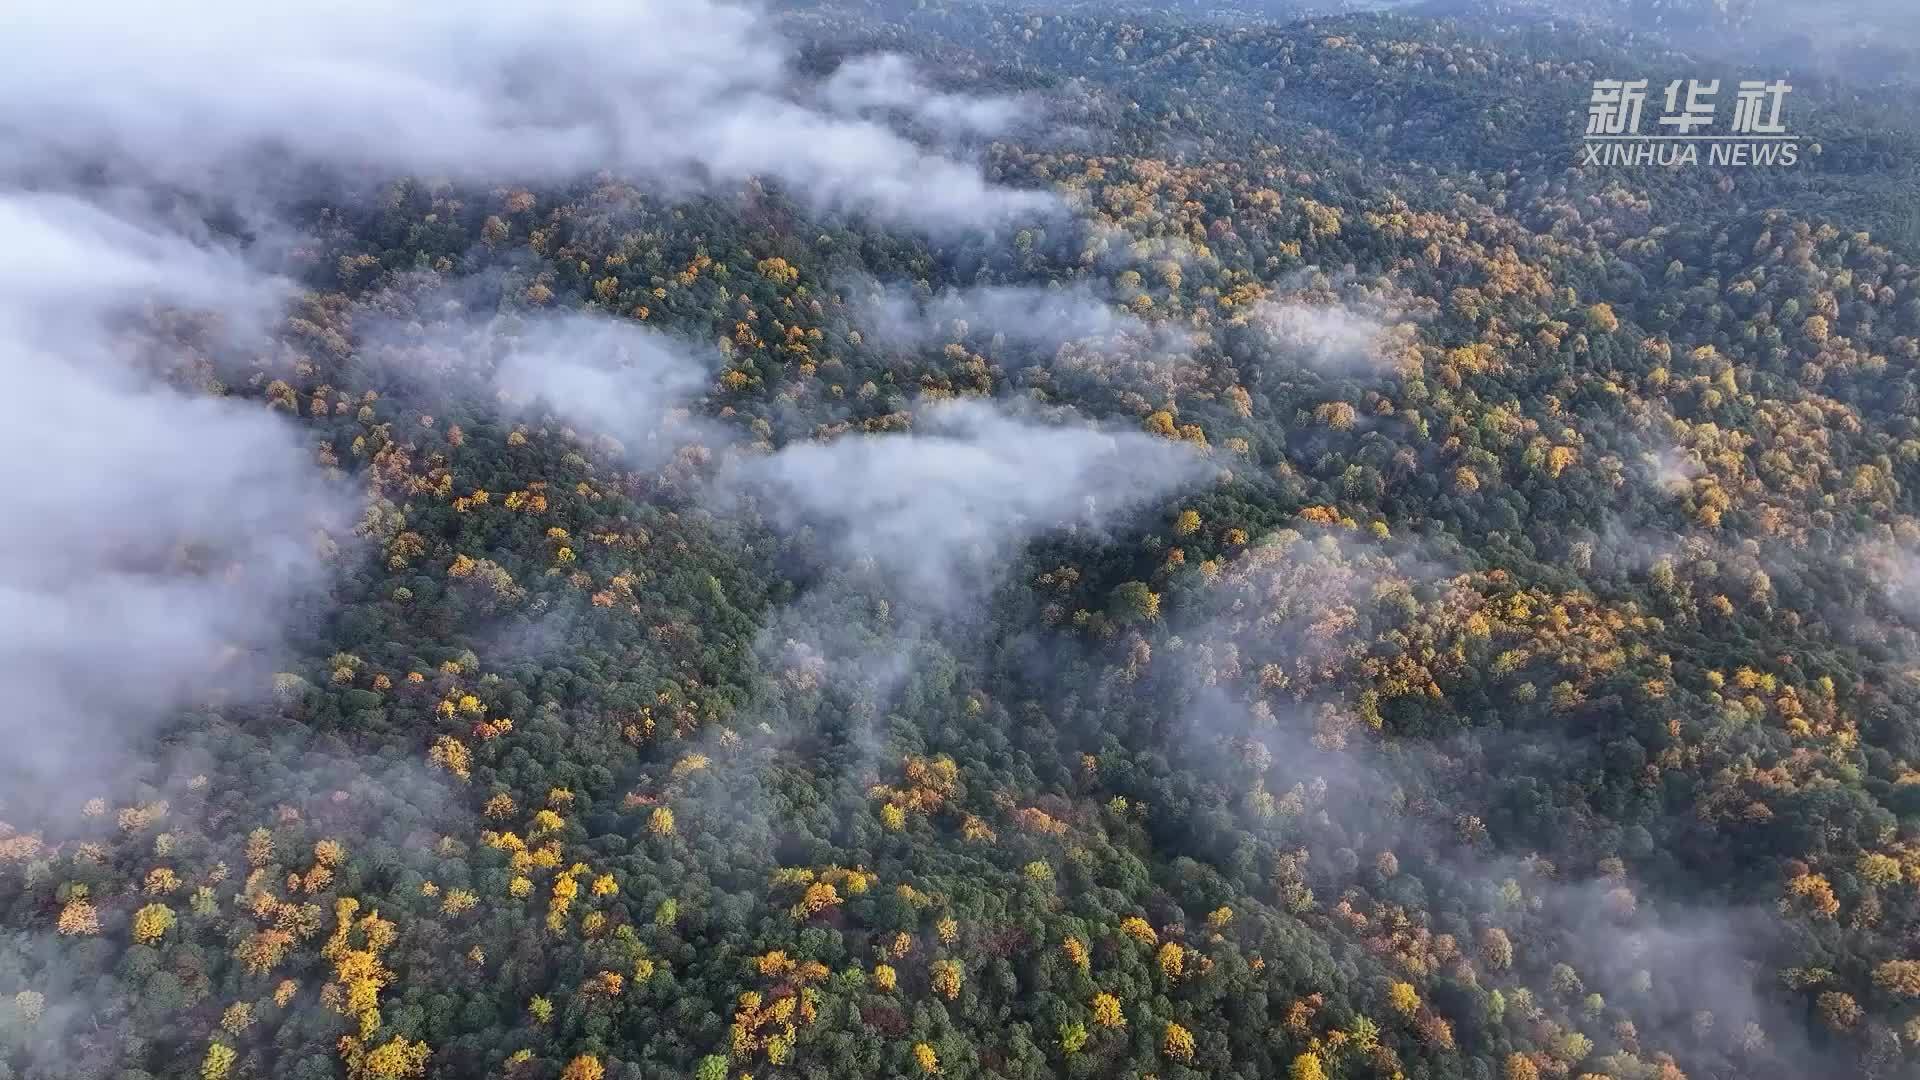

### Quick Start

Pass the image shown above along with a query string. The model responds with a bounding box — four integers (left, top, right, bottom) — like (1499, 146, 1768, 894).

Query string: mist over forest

(3, 2, 1920, 1080)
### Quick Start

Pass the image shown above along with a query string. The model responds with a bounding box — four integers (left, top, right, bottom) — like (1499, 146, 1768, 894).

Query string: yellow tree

(427, 736, 471, 781)
(1158, 943, 1185, 980)
(202, 1043, 236, 1080)
(1163, 1022, 1196, 1063)
(1388, 981, 1421, 1017)
(348, 1037, 429, 1080)
(1060, 1021, 1089, 1054)
(1062, 936, 1090, 973)
(1504, 1053, 1541, 1080)
(791, 882, 841, 920)
(931, 959, 963, 1000)
(132, 903, 176, 945)
(246, 828, 274, 867)
(220, 1003, 254, 1035)
(239, 929, 294, 974)
(648, 807, 676, 837)
(1818, 990, 1860, 1032)
(57, 899, 100, 936)
(1874, 960, 1920, 998)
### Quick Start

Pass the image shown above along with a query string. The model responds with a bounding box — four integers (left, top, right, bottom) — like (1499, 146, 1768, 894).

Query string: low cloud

(483, 315, 719, 468)
(710, 398, 1211, 801)
(0, 192, 353, 804)
(0, 194, 285, 331)
(348, 291, 723, 472)
(820, 53, 1034, 138)
(734, 398, 1211, 606)
(1642, 441, 1706, 492)
(1233, 267, 1426, 377)
(1245, 300, 1394, 374)
(4, 0, 1058, 233)
(1149, 524, 1827, 1073)
(1855, 538, 1920, 626)
(854, 279, 1190, 356)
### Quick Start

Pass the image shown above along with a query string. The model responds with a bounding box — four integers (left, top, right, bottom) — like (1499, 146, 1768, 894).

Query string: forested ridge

(5, 2, 1920, 1079)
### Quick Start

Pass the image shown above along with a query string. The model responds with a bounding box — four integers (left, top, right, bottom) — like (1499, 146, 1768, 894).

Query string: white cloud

(855, 279, 1188, 354)
(3, 0, 1058, 233)
(0, 193, 352, 793)
(735, 398, 1209, 605)
(821, 53, 1033, 138)
(1245, 299, 1393, 374)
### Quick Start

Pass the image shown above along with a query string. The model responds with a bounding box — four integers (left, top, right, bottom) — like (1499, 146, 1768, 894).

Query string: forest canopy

(4, 2, 1920, 1080)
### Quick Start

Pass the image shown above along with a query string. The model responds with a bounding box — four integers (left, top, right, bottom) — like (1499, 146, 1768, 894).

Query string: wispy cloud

(1234, 265, 1426, 377)
(820, 52, 1035, 138)
(3, 0, 1058, 233)
(853, 278, 1191, 355)
(733, 398, 1211, 606)
(0, 193, 353, 802)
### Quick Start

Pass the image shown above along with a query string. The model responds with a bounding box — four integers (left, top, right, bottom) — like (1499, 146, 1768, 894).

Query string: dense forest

(5, 1, 1920, 1078)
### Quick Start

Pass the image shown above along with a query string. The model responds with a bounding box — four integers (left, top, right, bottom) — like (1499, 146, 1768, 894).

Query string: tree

(1062, 936, 1090, 972)
(932, 959, 963, 1000)
(1858, 853, 1903, 887)
(240, 929, 294, 974)
(354, 1037, 430, 1080)
(1480, 927, 1513, 971)
(1290, 1051, 1327, 1080)
(792, 882, 841, 920)
(1109, 582, 1161, 624)
(1818, 991, 1861, 1032)
(1874, 960, 1920, 998)
(913, 1043, 939, 1073)
(221, 1003, 255, 1035)
(1388, 981, 1421, 1017)
(1158, 943, 1185, 979)
(1092, 992, 1125, 1028)
(56, 898, 100, 936)
(648, 807, 676, 837)
(560, 1055, 605, 1080)
(1060, 1021, 1089, 1054)
(428, 735, 471, 781)
(1163, 1023, 1196, 1063)
(202, 1043, 236, 1080)
(132, 903, 176, 945)
(1505, 1053, 1541, 1080)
